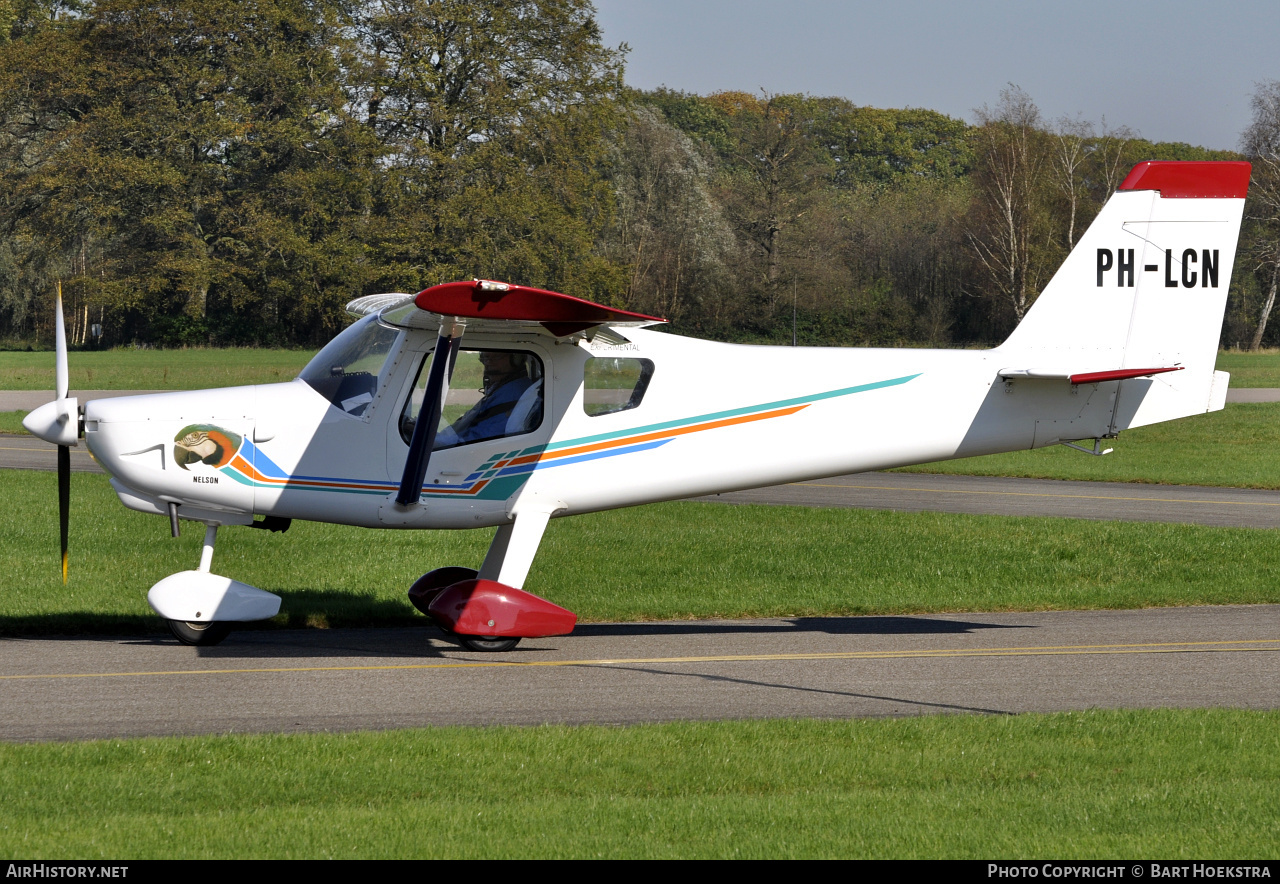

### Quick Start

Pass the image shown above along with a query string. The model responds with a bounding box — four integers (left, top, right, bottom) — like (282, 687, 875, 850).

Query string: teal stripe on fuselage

(215, 373, 921, 500)
(538, 373, 921, 453)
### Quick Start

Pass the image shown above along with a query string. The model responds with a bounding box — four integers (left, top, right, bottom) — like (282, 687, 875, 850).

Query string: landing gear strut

(407, 510, 575, 652)
(147, 521, 282, 647)
(165, 524, 233, 647)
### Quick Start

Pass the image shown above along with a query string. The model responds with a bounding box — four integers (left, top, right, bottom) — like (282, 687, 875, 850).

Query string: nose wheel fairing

(146, 523, 282, 647)
(146, 570, 282, 623)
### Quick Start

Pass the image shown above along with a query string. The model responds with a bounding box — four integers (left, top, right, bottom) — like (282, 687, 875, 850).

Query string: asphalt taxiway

(1, 605, 1277, 741)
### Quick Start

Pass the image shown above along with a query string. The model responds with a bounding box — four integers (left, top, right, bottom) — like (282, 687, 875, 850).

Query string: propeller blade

(58, 444, 70, 584)
(49, 281, 72, 581)
(54, 280, 68, 401)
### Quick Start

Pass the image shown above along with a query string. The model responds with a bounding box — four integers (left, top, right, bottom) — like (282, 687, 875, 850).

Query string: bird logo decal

(173, 425, 241, 470)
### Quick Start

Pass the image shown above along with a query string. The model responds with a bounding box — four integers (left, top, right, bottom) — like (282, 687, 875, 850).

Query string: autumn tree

(348, 0, 627, 299)
(707, 91, 832, 312)
(814, 101, 971, 186)
(0, 0, 378, 345)
(1048, 115, 1094, 249)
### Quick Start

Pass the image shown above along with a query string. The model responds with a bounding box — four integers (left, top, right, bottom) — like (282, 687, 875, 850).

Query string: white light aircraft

(24, 161, 1251, 649)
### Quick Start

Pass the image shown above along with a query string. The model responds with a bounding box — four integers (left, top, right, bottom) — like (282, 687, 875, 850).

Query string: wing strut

(396, 320, 463, 506)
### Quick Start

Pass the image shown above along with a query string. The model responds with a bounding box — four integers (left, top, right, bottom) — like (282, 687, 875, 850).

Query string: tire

(167, 619, 232, 646)
(459, 636, 520, 653)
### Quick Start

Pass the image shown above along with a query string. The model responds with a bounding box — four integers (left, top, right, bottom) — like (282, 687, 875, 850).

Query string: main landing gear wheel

(459, 636, 520, 653)
(167, 619, 232, 647)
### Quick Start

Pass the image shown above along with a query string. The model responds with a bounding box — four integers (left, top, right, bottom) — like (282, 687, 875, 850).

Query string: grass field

(2, 710, 1276, 858)
(1214, 349, 1280, 387)
(0, 347, 314, 391)
(2, 347, 1279, 390)
(0, 410, 26, 433)
(897, 402, 1280, 488)
(4, 468, 1280, 636)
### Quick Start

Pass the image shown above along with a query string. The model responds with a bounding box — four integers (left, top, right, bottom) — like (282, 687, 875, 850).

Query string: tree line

(2, 0, 1278, 350)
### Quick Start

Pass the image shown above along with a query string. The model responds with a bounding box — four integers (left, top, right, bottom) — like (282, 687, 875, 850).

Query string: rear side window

(583, 357, 655, 416)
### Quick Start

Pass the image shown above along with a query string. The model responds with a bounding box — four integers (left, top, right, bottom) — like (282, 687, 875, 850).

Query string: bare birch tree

(968, 85, 1054, 323)
(1051, 115, 1093, 249)
(1092, 119, 1138, 201)
(607, 107, 737, 322)
(1242, 80, 1280, 350)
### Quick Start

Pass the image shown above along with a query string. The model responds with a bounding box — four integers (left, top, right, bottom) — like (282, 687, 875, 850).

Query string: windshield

(299, 314, 401, 416)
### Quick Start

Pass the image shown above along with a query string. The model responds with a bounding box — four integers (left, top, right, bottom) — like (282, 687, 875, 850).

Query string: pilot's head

(479, 351, 527, 390)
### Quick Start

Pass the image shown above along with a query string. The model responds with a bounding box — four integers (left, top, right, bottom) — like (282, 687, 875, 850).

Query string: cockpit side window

(299, 314, 400, 417)
(399, 348, 544, 448)
(583, 357, 655, 416)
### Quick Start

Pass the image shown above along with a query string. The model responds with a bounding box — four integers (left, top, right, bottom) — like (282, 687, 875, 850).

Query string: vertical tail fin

(999, 161, 1250, 429)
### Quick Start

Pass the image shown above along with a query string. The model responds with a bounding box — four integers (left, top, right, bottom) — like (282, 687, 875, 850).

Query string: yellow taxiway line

(2, 638, 1277, 682)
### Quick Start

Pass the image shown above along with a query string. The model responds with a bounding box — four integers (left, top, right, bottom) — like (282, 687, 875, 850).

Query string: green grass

(2, 710, 1277, 858)
(1, 346, 1276, 390)
(0, 410, 27, 434)
(896, 403, 1280, 488)
(6, 357, 1277, 860)
(1216, 349, 1280, 387)
(0, 348, 314, 391)
(4, 468, 1280, 636)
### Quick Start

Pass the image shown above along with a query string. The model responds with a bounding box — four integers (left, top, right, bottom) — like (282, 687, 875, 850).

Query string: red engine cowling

(426, 579, 576, 638)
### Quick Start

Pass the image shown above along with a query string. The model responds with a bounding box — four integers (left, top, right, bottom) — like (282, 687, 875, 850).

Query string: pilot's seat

(505, 380, 543, 435)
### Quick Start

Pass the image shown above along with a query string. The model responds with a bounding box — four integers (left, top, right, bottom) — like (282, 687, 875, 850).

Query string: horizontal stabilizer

(998, 366, 1183, 384)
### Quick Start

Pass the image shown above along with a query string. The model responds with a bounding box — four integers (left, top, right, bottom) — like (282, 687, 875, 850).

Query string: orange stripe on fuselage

(229, 454, 396, 492)
(507, 404, 810, 467)
(421, 479, 490, 495)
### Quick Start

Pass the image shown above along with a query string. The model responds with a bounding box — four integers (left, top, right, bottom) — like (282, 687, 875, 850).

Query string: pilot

(435, 350, 540, 447)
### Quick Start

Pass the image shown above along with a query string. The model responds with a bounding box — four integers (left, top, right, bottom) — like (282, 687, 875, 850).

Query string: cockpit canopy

(298, 314, 400, 416)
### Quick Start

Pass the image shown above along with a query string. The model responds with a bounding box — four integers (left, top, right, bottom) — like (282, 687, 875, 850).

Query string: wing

(345, 279, 665, 338)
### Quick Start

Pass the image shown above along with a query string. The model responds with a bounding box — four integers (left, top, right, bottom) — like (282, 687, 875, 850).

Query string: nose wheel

(166, 619, 232, 646)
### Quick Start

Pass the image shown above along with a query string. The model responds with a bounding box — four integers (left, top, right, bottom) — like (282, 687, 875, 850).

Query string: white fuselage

(82, 327, 1194, 531)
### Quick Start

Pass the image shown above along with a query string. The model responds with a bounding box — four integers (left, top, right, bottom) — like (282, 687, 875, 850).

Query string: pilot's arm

(435, 375, 532, 448)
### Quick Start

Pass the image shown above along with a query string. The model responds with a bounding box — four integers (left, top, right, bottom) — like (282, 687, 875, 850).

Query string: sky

(593, 0, 1280, 151)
